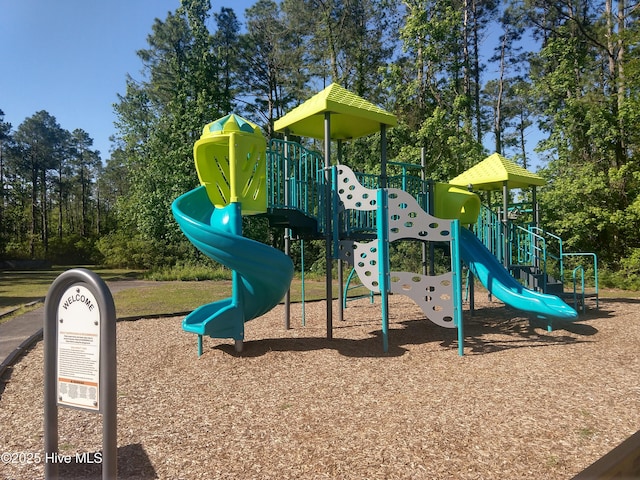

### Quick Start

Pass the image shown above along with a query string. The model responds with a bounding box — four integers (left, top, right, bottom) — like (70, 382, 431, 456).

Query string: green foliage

(539, 158, 640, 267)
(389, 240, 451, 275)
(47, 235, 102, 265)
(0, 109, 110, 263)
(3, 241, 31, 261)
(146, 262, 232, 281)
(5, 0, 639, 289)
(599, 262, 640, 291)
(112, 0, 231, 257)
(96, 231, 196, 270)
(242, 0, 309, 131)
(615, 248, 640, 287)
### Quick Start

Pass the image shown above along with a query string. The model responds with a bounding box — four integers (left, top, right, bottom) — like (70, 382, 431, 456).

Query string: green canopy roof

(273, 83, 397, 140)
(205, 113, 259, 135)
(449, 153, 545, 191)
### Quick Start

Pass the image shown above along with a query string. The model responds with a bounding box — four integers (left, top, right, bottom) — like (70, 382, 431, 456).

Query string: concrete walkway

(0, 280, 160, 378)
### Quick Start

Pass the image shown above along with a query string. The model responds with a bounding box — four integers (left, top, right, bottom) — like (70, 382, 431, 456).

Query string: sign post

(44, 268, 117, 479)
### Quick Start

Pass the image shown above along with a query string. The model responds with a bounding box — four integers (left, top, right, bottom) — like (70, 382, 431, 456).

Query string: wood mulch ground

(1, 292, 639, 479)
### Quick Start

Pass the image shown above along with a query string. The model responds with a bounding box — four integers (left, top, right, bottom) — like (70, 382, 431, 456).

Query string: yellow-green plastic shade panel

(434, 183, 481, 224)
(274, 83, 397, 140)
(449, 153, 545, 191)
(193, 114, 267, 215)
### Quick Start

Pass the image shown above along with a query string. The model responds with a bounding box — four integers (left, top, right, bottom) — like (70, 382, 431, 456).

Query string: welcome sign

(56, 285, 101, 411)
(44, 268, 117, 479)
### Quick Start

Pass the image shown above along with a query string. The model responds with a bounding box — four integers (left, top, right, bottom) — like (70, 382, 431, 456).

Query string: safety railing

(508, 224, 550, 290)
(512, 224, 546, 268)
(267, 139, 325, 222)
(341, 171, 432, 237)
(571, 265, 586, 313)
(342, 268, 375, 308)
(337, 171, 379, 236)
(563, 252, 599, 309)
(476, 205, 505, 262)
(268, 140, 437, 238)
(530, 226, 563, 279)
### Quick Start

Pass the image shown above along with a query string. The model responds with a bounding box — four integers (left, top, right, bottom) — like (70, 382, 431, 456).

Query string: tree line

(0, 110, 112, 263)
(1, 0, 638, 282)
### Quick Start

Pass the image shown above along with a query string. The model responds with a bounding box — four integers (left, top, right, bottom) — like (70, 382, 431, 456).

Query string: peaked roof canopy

(274, 83, 398, 140)
(205, 113, 261, 135)
(449, 153, 546, 191)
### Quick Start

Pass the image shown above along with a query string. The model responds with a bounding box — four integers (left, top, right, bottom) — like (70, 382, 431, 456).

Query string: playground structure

(449, 153, 599, 314)
(172, 115, 294, 355)
(172, 83, 594, 356)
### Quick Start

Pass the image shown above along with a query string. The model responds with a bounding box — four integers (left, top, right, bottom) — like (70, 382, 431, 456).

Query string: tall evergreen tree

(287, 0, 396, 98)
(240, 0, 309, 134)
(68, 129, 101, 237)
(112, 0, 231, 267)
(385, 0, 483, 179)
(0, 110, 12, 257)
(527, 0, 640, 267)
(11, 111, 66, 258)
(212, 7, 242, 115)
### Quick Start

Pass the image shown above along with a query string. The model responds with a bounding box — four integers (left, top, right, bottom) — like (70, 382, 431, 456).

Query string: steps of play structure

(544, 281, 565, 295)
(265, 207, 321, 239)
(509, 264, 564, 294)
(557, 290, 599, 311)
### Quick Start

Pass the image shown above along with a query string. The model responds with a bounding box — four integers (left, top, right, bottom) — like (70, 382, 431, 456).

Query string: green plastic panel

(274, 83, 397, 140)
(193, 114, 267, 215)
(449, 153, 545, 191)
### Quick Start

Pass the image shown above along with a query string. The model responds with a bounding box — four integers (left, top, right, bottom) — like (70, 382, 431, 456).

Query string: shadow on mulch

(213, 332, 411, 358)
(210, 303, 608, 358)
(600, 296, 640, 305)
(0, 367, 13, 400)
(57, 443, 157, 479)
(446, 303, 609, 355)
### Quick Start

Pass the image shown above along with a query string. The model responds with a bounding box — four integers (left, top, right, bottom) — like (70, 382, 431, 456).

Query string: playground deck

(1, 292, 638, 479)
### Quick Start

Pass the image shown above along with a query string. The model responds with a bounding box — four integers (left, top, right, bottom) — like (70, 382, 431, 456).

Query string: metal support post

(324, 113, 333, 340)
(377, 189, 390, 352)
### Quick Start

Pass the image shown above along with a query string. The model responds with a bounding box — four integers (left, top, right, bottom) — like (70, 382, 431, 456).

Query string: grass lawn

(0, 266, 372, 322)
(0, 266, 143, 304)
(112, 277, 366, 319)
(0, 266, 145, 319)
(2, 266, 636, 324)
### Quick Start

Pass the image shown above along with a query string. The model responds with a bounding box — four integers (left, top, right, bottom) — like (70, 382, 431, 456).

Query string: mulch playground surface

(1, 293, 638, 479)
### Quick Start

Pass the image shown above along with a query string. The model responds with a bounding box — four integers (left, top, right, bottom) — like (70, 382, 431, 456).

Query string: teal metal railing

(512, 224, 547, 267)
(342, 267, 375, 308)
(476, 205, 504, 262)
(267, 139, 436, 238)
(267, 139, 325, 223)
(563, 252, 599, 309)
(341, 171, 380, 236)
(530, 226, 563, 278)
(571, 265, 585, 312)
(510, 224, 550, 290)
(476, 205, 599, 307)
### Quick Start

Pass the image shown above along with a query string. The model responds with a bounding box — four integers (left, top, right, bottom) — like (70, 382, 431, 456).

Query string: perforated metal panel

(386, 189, 453, 242)
(338, 240, 380, 292)
(389, 271, 455, 328)
(335, 165, 378, 211)
(335, 165, 458, 329)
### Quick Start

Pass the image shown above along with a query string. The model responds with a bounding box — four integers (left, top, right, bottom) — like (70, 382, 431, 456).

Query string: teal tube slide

(172, 186, 294, 340)
(459, 227, 578, 320)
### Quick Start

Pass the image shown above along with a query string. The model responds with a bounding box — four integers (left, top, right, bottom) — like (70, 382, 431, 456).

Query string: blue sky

(0, 0, 253, 159)
(1, 1, 544, 169)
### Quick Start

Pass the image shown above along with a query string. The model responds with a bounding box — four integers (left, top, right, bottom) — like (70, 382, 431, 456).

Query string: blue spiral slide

(172, 186, 294, 347)
(459, 227, 578, 320)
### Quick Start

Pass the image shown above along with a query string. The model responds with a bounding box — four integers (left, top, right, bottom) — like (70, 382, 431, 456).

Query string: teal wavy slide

(459, 227, 578, 320)
(172, 186, 294, 340)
